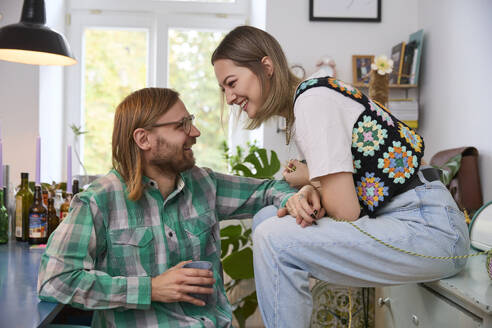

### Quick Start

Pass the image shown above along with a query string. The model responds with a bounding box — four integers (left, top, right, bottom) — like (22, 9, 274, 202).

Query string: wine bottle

(28, 185, 48, 244)
(53, 189, 64, 217)
(47, 198, 59, 239)
(15, 172, 33, 241)
(0, 188, 8, 244)
(59, 193, 72, 222)
(72, 179, 79, 196)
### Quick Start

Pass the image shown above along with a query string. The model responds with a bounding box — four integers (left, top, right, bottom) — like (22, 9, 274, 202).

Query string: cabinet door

(375, 284, 482, 328)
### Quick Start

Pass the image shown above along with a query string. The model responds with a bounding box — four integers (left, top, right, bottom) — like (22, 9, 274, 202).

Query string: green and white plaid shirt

(38, 167, 295, 328)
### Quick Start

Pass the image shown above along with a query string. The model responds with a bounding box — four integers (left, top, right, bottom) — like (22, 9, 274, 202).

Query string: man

(37, 88, 304, 327)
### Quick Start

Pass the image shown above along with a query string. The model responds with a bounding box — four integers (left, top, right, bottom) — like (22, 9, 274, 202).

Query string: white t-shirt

(294, 85, 365, 181)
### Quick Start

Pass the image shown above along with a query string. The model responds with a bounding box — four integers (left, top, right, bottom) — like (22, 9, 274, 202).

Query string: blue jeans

(252, 179, 470, 328)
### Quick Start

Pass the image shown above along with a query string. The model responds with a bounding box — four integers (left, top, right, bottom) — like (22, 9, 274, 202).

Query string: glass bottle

(15, 172, 33, 242)
(28, 185, 48, 244)
(47, 198, 59, 239)
(53, 189, 64, 217)
(59, 193, 72, 222)
(42, 189, 49, 206)
(0, 188, 8, 244)
(72, 179, 79, 196)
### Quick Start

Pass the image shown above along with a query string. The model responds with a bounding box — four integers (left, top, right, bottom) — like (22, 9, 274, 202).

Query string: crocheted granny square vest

(294, 77, 425, 217)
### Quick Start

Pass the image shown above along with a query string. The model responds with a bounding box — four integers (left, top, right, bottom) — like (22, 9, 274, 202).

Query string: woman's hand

(282, 159, 310, 188)
(278, 185, 325, 228)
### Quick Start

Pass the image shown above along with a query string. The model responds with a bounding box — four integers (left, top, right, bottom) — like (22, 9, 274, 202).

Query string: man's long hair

(112, 88, 179, 201)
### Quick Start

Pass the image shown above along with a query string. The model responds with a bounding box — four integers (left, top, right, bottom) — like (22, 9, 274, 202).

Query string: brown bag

(430, 147, 483, 214)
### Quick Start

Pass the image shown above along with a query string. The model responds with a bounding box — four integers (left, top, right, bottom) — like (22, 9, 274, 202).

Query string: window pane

(168, 29, 228, 172)
(83, 29, 148, 175)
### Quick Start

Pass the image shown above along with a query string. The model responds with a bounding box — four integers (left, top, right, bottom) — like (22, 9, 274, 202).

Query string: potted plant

(220, 141, 281, 328)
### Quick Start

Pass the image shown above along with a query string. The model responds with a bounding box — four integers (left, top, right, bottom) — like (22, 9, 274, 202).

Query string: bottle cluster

(8, 172, 80, 245)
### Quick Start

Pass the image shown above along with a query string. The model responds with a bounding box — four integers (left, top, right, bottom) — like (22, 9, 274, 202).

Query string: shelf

(352, 83, 418, 89)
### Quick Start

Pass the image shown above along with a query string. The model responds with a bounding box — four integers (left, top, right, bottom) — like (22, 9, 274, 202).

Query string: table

(0, 240, 64, 328)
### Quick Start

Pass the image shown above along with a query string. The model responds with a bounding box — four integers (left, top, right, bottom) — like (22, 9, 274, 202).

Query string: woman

(212, 26, 470, 328)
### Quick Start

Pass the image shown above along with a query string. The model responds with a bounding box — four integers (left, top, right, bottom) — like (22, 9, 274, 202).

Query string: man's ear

(133, 128, 151, 151)
(261, 56, 274, 78)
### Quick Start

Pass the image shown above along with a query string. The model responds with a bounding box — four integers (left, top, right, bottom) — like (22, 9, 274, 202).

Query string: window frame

(65, 1, 247, 175)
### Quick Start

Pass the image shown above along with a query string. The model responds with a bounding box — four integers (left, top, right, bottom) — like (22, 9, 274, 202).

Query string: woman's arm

(318, 172, 360, 221)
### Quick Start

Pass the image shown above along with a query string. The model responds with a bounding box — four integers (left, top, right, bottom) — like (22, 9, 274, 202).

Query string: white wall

(0, 1, 40, 188)
(0, 0, 67, 187)
(261, 0, 419, 170)
(417, 0, 492, 202)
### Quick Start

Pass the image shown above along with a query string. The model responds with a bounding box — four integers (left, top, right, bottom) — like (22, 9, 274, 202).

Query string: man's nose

(225, 89, 236, 105)
(189, 123, 201, 137)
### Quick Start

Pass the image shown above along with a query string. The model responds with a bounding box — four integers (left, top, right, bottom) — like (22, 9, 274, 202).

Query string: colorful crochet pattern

(294, 76, 425, 216)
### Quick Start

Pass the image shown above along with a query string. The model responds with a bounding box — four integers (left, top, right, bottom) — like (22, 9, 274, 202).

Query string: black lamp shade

(0, 0, 76, 66)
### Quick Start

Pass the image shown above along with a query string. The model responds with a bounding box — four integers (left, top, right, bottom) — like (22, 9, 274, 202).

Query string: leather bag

(430, 147, 483, 214)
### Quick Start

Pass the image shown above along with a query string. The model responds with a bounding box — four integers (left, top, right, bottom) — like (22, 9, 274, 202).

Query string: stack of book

(389, 29, 424, 85)
(388, 99, 419, 129)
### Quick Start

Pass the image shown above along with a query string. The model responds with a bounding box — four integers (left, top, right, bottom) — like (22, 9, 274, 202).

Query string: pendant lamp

(0, 0, 76, 66)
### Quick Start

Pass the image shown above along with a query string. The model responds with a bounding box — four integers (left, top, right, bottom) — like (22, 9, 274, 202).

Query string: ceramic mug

(183, 260, 213, 302)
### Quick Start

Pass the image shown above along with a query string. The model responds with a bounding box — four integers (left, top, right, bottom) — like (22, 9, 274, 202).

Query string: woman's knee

(252, 205, 278, 232)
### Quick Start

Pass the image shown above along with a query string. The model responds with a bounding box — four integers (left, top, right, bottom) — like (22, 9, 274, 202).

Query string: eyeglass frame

(150, 114, 195, 135)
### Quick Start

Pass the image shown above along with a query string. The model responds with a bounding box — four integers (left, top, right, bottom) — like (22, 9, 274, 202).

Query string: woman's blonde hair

(112, 87, 179, 201)
(211, 25, 301, 131)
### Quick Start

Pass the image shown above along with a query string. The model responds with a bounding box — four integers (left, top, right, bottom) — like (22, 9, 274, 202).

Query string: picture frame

(352, 55, 374, 84)
(309, 0, 381, 22)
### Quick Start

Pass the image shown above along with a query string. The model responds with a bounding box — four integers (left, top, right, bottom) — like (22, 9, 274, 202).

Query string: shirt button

(168, 231, 173, 237)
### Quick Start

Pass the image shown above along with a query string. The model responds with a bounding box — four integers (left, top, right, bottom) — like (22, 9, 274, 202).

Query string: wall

(261, 0, 491, 202)
(261, 0, 419, 170)
(0, 0, 66, 187)
(417, 0, 492, 201)
(0, 0, 40, 188)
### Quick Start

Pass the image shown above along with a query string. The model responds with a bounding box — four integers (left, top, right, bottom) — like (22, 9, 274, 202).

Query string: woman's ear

(261, 56, 274, 78)
(133, 128, 151, 151)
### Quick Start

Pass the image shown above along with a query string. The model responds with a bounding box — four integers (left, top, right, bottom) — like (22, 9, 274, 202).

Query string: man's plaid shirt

(38, 167, 295, 327)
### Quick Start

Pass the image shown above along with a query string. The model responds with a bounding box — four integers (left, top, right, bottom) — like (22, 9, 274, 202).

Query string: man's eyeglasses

(151, 114, 195, 135)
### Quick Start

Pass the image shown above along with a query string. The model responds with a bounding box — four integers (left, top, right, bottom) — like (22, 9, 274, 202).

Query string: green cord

(340, 219, 489, 260)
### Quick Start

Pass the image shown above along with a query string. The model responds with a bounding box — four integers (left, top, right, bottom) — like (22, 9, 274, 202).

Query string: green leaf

(220, 224, 245, 257)
(222, 247, 254, 280)
(232, 148, 281, 179)
(232, 291, 258, 328)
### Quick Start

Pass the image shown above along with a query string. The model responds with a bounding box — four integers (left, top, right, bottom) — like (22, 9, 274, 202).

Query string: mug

(183, 261, 213, 303)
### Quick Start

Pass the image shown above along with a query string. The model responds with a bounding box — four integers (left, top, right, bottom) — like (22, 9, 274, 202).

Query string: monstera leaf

(222, 247, 254, 280)
(232, 291, 258, 328)
(232, 148, 280, 179)
(220, 224, 250, 256)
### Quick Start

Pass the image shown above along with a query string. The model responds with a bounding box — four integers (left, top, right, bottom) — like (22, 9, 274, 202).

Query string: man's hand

(151, 261, 215, 306)
(277, 185, 325, 228)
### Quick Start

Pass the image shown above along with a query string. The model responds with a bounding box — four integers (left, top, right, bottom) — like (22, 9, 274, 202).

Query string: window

(83, 28, 148, 174)
(168, 28, 228, 172)
(66, 4, 246, 176)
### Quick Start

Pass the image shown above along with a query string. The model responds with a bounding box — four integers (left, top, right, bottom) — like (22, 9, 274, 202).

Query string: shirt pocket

(182, 210, 219, 260)
(108, 227, 156, 276)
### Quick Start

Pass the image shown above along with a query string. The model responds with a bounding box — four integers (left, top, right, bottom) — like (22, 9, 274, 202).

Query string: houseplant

(220, 141, 281, 327)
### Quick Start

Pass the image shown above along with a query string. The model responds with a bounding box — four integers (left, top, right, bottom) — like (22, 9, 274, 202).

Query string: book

(408, 29, 424, 85)
(389, 42, 405, 84)
(399, 41, 416, 84)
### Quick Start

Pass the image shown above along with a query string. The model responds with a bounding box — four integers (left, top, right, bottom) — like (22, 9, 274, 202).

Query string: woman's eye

(228, 80, 236, 87)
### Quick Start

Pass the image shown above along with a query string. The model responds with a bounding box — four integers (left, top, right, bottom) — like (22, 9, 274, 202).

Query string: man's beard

(149, 136, 196, 174)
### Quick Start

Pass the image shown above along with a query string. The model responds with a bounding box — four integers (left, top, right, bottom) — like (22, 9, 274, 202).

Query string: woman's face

(213, 58, 266, 119)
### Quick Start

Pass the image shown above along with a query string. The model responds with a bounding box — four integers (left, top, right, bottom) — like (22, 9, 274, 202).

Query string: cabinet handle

(377, 297, 391, 307)
(411, 314, 419, 326)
